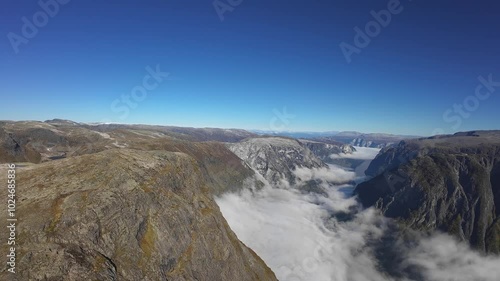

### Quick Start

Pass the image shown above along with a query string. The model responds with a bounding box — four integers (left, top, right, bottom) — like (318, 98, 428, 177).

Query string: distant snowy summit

(252, 130, 420, 148)
(227, 136, 359, 190)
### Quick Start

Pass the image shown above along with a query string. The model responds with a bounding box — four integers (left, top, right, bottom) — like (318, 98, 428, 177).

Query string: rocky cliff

(227, 137, 327, 187)
(0, 121, 277, 280)
(0, 149, 277, 280)
(355, 131, 500, 253)
(298, 139, 355, 162)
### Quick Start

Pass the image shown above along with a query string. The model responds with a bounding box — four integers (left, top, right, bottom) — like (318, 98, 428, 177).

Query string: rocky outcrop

(299, 139, 355, 162)
(228, 137, 327, 186)
(355, 131, 500, 253)
(298, 139, 366, 169)
(0, 149, 277, 280)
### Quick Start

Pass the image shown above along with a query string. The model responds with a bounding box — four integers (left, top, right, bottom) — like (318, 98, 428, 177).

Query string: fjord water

(216, 147, 500, 281)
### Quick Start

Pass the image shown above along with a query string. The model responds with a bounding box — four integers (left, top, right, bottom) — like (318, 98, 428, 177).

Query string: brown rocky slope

(0, 120, 276, 280)
(0, 149, 277, 280)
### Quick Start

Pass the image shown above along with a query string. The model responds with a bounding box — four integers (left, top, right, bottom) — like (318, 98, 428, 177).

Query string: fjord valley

(3, 0, 500, 280)
(1, 120, 500, 280)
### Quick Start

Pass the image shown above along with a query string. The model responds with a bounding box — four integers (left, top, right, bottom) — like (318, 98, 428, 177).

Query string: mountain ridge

(355, 130, 500, 253)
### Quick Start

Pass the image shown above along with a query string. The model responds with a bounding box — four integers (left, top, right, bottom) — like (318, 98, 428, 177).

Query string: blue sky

(1, 0, 499, 136)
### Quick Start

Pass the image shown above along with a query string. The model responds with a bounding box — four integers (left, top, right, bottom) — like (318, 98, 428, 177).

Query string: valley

(1, 120, 499, 280)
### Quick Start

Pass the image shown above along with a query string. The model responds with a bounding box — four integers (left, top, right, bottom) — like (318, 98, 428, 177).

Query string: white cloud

(404, 234, 500, 281)
(293, 165, 356, 184)
(216, 185, 393, 281)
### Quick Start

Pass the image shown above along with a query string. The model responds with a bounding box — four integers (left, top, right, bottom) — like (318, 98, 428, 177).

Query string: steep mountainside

(227, 137, 327, 187)
(298, 139, 355, 162)
(355, 131, 500, 253)
(297, 139, 367, 169)
(0, 149, 277, 280)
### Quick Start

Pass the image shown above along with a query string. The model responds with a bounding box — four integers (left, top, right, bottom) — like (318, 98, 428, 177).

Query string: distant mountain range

(1, 119, 498, 279)
(252, 130, 420, 148)
(250, 130, 340, 139)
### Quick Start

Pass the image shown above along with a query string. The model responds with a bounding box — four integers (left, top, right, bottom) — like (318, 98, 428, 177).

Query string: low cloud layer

(217, 185, 390, 281)
(216, 151, 500, 281)
(294, 165, 356, 184)
(404, 234, 500, 281)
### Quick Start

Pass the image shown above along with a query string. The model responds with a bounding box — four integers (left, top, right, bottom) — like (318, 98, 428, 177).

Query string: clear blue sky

(1, 0, 499, 136)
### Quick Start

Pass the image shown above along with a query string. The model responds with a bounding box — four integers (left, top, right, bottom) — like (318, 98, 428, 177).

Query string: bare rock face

(355, 131, 500, 254)
(0, 149, 277, 280)
(227, 137, 327, 186)
(298, 139, 356, 162)
(298, 139, 364, 169)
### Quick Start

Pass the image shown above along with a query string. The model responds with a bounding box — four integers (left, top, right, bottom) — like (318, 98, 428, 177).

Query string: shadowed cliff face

(0, 149, 277, 281)
(355, 131, 500, 253)
(298, 139, 363, 169)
